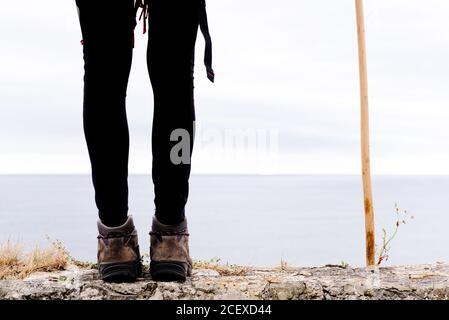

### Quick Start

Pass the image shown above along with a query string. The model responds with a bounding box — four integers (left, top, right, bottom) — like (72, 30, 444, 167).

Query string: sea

(1, 175, 448, 267)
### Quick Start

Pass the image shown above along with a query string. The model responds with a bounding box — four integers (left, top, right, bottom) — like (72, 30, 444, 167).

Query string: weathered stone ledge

(2, 263, 449, 300)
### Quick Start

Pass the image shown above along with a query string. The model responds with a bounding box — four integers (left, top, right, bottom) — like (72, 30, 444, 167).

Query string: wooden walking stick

(355, 0, 376, 267)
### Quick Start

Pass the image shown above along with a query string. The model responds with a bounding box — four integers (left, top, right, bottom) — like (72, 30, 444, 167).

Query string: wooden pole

(355, 0, 376, 267)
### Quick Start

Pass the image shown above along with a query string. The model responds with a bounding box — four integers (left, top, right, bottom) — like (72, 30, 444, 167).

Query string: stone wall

(1, 263, 449, 300)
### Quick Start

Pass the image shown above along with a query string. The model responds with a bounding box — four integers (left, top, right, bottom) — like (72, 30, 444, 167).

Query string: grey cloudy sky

(1, 0, 449, 174)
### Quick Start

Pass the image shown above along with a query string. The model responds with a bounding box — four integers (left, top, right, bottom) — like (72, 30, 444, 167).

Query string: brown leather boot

(150, 217, 192, 282)
(97, 216, 142, 282)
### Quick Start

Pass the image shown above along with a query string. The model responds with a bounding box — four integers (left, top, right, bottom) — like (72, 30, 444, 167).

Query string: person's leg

(147, 0, 214, 281)
(76, 0, 141, 282)
(76, 0, 135, 228)
(147, 0, 199, 226)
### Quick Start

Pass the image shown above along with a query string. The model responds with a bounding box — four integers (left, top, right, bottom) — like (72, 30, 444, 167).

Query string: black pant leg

(77, 0, 136, 227)
(147, 0, 200, 225)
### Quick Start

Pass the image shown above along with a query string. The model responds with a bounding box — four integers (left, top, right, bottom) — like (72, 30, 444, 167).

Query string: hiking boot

(97, 216, 142, 282)
(150, 217, 193, 282)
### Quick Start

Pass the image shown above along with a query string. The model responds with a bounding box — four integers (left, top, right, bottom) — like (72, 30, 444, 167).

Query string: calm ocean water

(0, 175, 448, 267)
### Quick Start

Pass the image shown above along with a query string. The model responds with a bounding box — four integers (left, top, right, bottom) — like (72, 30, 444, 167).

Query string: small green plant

(376, 204, 414, 266)
(193, 257, 249, 276)
(141, 253, 151, 273)
(209, 257, 222, 264)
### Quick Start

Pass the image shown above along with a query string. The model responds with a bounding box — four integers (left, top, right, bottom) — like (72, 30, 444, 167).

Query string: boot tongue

(151, 217, 188, 234)
(98, 216, 135, 237)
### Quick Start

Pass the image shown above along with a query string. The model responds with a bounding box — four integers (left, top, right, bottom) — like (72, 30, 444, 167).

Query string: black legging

(76, 0, 213, 227)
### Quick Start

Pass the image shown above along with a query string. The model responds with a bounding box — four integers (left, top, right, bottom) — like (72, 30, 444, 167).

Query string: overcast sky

(1, 0, 449, 174)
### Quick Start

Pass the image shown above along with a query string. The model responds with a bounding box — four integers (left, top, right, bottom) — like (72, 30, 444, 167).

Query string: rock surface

(2, 263, 449, 300)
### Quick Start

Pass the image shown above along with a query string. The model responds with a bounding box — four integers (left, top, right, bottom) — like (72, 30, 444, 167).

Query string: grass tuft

(0, 239, 70, 280)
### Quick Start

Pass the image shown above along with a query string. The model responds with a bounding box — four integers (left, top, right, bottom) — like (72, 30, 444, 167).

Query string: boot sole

(150, 261, 189, 282)
(99, 261, 141, 283)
